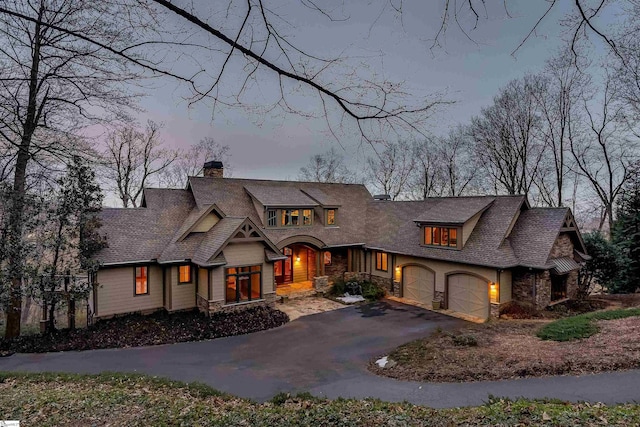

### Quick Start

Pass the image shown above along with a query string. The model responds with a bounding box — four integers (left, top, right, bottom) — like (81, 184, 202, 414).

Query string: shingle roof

(507, 208, 569, 269)
(413, 196, 495, 224)
(244, 184, 318, 207)
(96, 176, 582, 271)
(365, 196, 524, 268)
(98, 189, 195, 264)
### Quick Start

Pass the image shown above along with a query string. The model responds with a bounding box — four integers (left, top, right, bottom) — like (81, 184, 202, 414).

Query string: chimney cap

(203, 160, 223, 169)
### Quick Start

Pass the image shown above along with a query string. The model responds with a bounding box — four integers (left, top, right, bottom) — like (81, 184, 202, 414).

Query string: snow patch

(376, 356, 389, 368)
(336, 293, 365, 304)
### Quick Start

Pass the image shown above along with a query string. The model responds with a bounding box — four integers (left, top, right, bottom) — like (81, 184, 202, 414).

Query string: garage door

(402, 266, 434, 304)
(447, 274, 489, 321)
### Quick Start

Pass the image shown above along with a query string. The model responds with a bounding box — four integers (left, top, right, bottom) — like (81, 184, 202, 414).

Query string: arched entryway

(274, 237, 325, 297)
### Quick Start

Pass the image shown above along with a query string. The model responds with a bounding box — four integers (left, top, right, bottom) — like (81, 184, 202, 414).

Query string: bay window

(225, 265, 262, 304)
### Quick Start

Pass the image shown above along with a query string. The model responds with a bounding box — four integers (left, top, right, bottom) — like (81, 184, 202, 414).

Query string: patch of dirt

(276, 296, 345, 321)
(372, 316, 640, 383)
(500, 299, 609, 320)
(591, 294, 640, 309)
(0, 306, 289, 354)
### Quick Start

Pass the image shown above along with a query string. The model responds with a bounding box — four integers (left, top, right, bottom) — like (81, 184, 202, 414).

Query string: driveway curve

(1, 300, 639, 408)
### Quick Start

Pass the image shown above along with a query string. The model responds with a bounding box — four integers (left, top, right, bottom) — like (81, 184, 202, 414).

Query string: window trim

(225, 264, 263, 305)
(178, 264, 192, 284)
(375, 252, 388, 272)
(134, 265, 150, 296)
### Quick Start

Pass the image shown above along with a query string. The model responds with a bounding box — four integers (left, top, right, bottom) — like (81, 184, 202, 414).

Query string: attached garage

(447, 273, 489, 321)
(402, 265, 434, 304)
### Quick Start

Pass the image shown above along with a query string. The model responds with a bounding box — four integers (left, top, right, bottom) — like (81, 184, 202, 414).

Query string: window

(424, 226, 459, 248)
(324, 251, 332, 265)
(551, 275, 567, 301)
(281, 209, 300, 226)
(135, 266, 148, 295)
(225, 265, 262, 304)
(326, 209, 336, 225)
(179, 265, 191, 283)
(302, 209, 313, 225)
(267, 209, 277, 227)
(375, 252, 388, 272)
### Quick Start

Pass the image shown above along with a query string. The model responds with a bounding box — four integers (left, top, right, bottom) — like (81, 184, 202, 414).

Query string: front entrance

(275, 244, 318, 287)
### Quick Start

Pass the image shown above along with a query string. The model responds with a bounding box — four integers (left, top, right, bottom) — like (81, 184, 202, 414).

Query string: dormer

(414, 197, 494, 250)
(244, 185, 319, 228)
(300, 188, 341, 227)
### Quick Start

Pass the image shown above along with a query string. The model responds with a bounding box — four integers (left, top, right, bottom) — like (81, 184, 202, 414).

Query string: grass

(537, 308, 640, 342)
(1, 372, 640, 426)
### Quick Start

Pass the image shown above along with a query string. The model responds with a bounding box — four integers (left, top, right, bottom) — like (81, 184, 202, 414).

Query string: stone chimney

(203, 160, 224, 178)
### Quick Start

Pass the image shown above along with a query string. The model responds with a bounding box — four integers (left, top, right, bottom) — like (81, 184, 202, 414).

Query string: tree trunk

(4, 3, 44, 339)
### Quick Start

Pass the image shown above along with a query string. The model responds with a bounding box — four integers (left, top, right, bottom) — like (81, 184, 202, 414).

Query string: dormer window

(424, 226, 459, 249)
(266, 208, 313, 227)
(326, 209, 336, 226)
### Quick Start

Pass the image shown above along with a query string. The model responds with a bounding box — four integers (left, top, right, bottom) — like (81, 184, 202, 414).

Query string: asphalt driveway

(2, 299, 640, 408)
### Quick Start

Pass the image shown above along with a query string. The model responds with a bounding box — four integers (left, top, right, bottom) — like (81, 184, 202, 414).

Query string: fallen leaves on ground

(372, 316, 640, 383)
(0, 306, 289, 354)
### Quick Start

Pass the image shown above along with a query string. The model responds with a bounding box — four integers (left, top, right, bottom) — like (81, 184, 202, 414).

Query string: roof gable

(413, 197, 495, 225)
(244, 184, 319, 207)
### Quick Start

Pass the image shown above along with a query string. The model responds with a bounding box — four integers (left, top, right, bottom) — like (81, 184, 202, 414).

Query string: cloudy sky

(133, 1, 594, 181)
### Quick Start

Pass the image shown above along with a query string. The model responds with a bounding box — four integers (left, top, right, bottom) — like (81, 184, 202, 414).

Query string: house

(91, 161, 588, 322)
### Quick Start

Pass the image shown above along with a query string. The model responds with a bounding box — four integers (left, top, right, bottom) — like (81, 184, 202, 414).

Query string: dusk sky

(130, 1, 602, 181)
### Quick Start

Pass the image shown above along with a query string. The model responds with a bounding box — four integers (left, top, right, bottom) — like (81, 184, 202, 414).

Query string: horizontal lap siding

(96, 266, 163, 317)
(211, 242, 274, 302)
(171, 266, 196, 311)
(198, 267, 208, 299)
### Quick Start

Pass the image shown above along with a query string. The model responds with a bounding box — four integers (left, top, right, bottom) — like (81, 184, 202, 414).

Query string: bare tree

(468, 76, 546, 197)
(532, 52, 589, 207)
(569, 74, 639, 233)
(367, 142, 414, 200)
(0, 0, 144, 338)
(409, 138, 446, 200)
(104, 121, 177, 208)
(298, 147, 355, 183)
(438, 127, 479, 197)
(161, 137, 231, 188)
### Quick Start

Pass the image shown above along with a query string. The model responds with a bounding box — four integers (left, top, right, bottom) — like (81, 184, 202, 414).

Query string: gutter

(100, 259, 155, 267)
(323, 243, 365, 248)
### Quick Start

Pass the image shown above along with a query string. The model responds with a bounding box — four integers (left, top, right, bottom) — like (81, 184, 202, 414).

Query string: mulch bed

(0, 306, 289, 355)
(371, 316, 640, 383)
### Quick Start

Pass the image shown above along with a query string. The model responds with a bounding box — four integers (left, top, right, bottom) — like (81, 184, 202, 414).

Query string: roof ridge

(188, 175, 366, 187)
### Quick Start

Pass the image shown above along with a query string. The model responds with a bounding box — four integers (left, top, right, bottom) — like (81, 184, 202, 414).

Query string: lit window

(424, 226, 459, 249)
(324, 251, 332, 265)
(376, 252, 388, 272)
(225, 265, 262, 304)
(135, 266, 148, 295)
(303, 209, 313, 226)
(179, 265, 191, 283)
(326, 209, 336, 225)
(281, 209, 300, 226)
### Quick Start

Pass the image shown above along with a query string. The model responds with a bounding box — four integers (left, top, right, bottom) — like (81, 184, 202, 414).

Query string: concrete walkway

(1, 300, 639, 408)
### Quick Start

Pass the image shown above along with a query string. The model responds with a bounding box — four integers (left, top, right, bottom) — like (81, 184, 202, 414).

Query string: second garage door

(447, 274, 489, 321)
(402, 266, 434, 304)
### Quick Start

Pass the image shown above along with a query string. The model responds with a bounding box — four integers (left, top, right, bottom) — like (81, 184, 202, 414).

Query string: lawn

(372, 309, 640, 383)
(0, 306, 288, 355)
(1, 372, 639, 426)
(538, 308, 640, 341)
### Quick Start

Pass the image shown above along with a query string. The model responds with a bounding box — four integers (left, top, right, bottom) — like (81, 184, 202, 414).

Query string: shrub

(452, 334, 478, 347)
(360, 281, 385, 301)
(329, 279, 347, 296)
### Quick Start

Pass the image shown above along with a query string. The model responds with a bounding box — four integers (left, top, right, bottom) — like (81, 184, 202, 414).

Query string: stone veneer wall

(325, 248, 348, 283)
(197, 293, 277, 315)
(512, 267, 579, 310)
(344, 271, 392, 295)
(550, 233, 574, 258)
